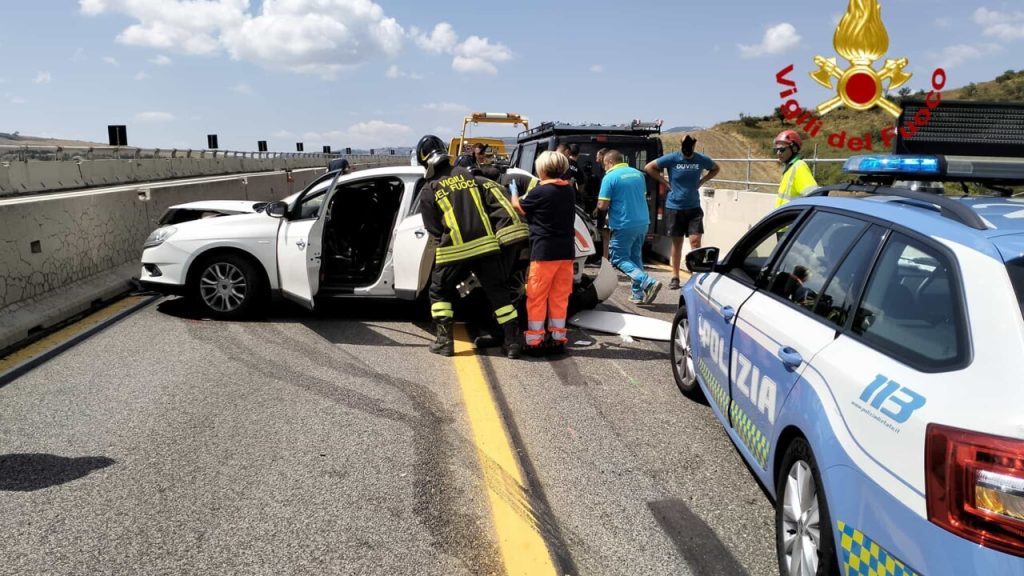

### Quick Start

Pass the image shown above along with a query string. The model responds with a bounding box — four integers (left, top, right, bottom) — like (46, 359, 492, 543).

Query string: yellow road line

(451, 324, 557, 576)
(645, 261, 674, 272)
(0, 295, 148, 373)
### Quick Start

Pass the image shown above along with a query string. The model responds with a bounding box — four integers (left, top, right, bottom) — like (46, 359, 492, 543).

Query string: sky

(1, 0, 1021, 151)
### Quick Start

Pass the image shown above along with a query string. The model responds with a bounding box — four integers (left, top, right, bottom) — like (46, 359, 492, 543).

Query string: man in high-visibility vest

(774, 130, 818, 207)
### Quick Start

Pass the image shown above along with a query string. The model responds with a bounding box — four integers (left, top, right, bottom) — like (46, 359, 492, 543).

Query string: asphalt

(0, 266, 776, 576)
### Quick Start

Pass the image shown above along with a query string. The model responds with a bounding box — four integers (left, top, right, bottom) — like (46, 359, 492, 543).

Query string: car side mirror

(265, 201, 288, 218)
(685, 247, 719, 273)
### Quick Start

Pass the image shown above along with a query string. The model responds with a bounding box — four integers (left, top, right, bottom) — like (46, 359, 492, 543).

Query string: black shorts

(667, 207, 704, 237)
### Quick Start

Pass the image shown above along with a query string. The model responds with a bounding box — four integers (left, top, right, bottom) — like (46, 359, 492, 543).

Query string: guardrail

(0, 144, 387, 162)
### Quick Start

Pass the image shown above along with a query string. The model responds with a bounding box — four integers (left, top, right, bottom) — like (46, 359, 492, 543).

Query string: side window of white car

(765, 212, 867, 312)
(852, 232, 968, 370)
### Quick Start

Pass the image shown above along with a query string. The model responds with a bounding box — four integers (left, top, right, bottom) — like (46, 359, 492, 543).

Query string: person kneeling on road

(512, 151, 576, 354)
(597, 150, 662, 305)
(416, 135, 522, 359)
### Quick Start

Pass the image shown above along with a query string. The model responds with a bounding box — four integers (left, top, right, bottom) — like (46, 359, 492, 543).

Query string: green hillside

(695, 70, 1024, 189)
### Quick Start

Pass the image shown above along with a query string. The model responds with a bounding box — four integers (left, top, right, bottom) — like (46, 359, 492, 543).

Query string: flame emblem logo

(810, 0, 911, 117)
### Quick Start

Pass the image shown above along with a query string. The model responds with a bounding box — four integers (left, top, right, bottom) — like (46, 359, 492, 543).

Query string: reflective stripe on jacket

(420, 167, 502, 265)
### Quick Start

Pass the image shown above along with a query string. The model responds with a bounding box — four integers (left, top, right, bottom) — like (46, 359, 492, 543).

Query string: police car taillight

(926, 423, 1024, 557)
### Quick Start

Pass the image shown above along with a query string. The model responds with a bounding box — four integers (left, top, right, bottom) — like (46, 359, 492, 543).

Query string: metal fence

(701, 144, 851, 192)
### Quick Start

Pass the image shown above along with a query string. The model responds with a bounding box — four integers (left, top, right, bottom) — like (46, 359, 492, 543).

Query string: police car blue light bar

(844, 155, 942, 175)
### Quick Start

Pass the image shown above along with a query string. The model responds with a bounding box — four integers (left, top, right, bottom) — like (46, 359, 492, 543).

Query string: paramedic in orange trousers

(512, 151, 577, 355)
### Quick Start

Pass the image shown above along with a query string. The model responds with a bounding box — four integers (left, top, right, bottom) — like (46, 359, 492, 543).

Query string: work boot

(501, 321, 522, 360)
(429, 318, 455, 357)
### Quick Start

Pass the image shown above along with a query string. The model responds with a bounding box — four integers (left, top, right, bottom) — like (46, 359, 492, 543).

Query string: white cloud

(231, 83, 253, 94)
(452, 36, 512, 75)
(33, 71, 52, 84)
(273, 129, 297, 139)
(134, 71, 149, 80)
(385, 64, 422, 80)
(300, 120, 412, 148)
(80, 0, 405, 76)
(135, 111, 175, 122)
(738, 23, 800, 58)
(8, 95, 26, 105)
(589, 64, 604, 73)
(974, 7, 1024, 40)
(423, 102, 469, 113)
(932, 43, 1002, 68)
(103, 56, 119, 66)
(150, 54, 173, 66)
(412, 22, 457, 54)
(933, 17, 952, 29)
(72, 48, 87, 62)
(412, 21, 512, 75)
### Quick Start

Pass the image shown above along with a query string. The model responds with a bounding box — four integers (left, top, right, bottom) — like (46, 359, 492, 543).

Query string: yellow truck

(447, 112, 528, 167)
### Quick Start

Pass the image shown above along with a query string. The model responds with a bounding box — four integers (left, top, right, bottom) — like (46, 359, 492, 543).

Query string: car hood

(167, 200, 265, 213)
(168, 211, 281, 241)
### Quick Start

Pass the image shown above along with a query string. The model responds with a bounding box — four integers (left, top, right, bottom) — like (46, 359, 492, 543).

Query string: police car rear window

(1004, 257, 1024, 321)
(852, 233, 967, 370)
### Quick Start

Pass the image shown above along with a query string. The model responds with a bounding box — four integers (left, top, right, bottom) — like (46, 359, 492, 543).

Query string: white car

(140, 166, 617, 318)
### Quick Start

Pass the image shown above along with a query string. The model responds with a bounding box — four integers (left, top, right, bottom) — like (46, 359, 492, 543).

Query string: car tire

(775, 437, 839, 576)
(189, 252, 265, 320)
(670, 306, 703, 400)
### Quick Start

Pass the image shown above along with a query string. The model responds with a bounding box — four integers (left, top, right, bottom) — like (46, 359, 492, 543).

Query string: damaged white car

(140, 166, 617, 319)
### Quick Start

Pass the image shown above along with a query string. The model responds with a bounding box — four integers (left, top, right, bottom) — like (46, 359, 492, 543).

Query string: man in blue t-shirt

(644, 135, 719, 289)
(597, 150, 662, 305)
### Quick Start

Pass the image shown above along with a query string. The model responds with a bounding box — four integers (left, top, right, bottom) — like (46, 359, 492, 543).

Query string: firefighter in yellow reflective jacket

(774, 130, 818, 207)
(416, 135, 522, 359)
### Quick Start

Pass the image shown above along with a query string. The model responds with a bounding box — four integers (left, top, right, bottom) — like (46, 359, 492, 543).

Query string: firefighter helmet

(774, 129, 802, 152)
(416, 134, 449, 178)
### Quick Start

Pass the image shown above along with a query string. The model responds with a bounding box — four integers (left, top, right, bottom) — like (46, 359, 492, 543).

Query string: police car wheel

(670, 307, 703, 400)
(190, 253, 265, 320)
(775, 438, 838, 576)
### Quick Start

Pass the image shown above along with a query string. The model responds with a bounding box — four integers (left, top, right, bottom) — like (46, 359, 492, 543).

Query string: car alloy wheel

(200, 261, 248, 313)
(670, 307, 703, 399)
(777, 438, 838, 576)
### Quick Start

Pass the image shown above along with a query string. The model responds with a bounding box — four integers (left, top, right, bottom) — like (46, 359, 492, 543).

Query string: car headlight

(143, 226, 177, 249)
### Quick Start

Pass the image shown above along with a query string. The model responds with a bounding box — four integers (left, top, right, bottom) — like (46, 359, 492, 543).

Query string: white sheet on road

(568, 310, 672, 341)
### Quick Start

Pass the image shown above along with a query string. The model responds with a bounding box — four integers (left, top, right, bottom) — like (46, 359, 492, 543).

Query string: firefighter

(416, 135, 522, 359)
(774, 130, 818, 207)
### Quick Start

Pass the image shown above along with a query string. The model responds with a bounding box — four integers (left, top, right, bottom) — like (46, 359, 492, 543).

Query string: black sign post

(107, 125, 127, 146)
(323, 146, 331, 154)
(296, 142, 304, 152)
(257, 140, 268, 152)
(207, 134, 219, 149)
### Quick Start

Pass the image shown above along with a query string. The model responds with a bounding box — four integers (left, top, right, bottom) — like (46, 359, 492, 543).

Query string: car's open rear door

(392, 212, 434, 300)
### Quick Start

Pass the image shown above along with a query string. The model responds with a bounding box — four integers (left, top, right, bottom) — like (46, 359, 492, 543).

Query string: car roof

(788, 193, 1023, 261)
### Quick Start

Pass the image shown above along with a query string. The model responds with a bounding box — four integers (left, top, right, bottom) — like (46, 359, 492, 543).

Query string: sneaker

(628, 295, 644, 304)
(668, 277, 681, 290)
(643, 280, 663, 304)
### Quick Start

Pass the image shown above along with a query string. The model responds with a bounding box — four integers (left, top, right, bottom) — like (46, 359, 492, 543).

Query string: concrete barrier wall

(650, 187, 777, 263)
(0, 154, 393, 198)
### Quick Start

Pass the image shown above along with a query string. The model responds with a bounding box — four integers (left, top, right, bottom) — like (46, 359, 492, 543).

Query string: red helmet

(774, 129, 802, 151)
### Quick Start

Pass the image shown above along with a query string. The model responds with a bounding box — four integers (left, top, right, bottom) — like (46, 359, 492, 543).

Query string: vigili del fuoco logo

(774, 0, 946, 152)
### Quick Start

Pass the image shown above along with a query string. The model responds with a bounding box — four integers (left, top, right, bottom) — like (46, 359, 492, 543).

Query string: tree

(897, 87, 912, 98)
(963, 82, 978, 97)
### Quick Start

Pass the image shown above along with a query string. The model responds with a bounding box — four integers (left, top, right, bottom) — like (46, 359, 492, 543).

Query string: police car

(671, 152, 1024, 575)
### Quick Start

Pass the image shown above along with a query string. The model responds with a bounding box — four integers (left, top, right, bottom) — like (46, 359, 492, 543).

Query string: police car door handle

(777, 346, 803, 371)
(721, 306, 736, 322)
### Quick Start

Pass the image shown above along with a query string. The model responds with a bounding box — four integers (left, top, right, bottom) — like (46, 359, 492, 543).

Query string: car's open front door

(277, 175, 338, 308)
